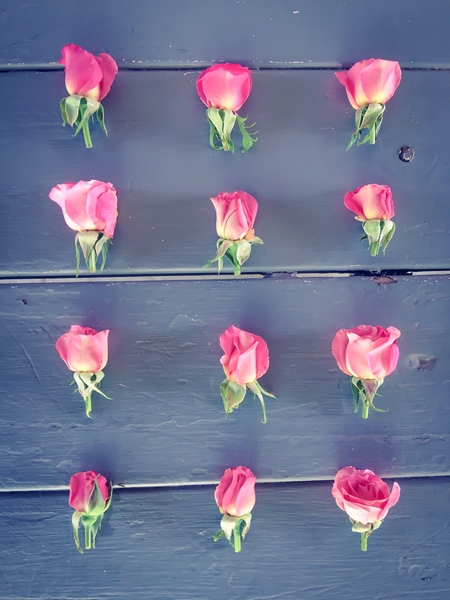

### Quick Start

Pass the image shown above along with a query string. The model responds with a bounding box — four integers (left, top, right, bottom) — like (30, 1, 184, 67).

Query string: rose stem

(361, 403, 370, 419)
(233, 526, 241, 553)
(360, 532, 368, 552)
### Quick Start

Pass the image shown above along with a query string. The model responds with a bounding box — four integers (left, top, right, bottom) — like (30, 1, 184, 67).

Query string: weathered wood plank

(1, 478, 449, 599)
(0, 70, 449, 276)
(1, 275, 449, 489)
(1, 0, 450, 68)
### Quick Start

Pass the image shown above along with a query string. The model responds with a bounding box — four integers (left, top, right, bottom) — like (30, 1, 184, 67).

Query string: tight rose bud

(214, 466, 256, 552)
(69, 470, 111, 553)
(332, 325, 400, 419)
(220, 325, 269, 385)
(60, 44, 118, 102)
(332, 466, 400, 551)
(218, 326, 274, 423)
(336, 59, 401, 110)
(197, 63, 252, 112)
(59, 44, 118, 148)
(56, 325, 109, 373)
(49, 180, 118, 274)
(56, 326, 111, 417)
(344, 184, 396, 256)
(336, 58, 401, 149)
(196, 63, 257, 153)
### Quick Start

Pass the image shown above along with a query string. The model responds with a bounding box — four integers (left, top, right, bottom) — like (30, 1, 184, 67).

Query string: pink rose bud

(49, 180, 118, 274)
(344, 184, 396, 256)
(335, 58, 401, 149)
(56, 325, 111, 417)
(204, 191, 263, 276)
(332, 466, 400, 551)
(69, 470, 111, 553)
(218, 326, 275, 423)
(59, 44, 118, 148)
(196, 63, 257, 153)
(332, 325, 400, 419)
(214, 466, 256, 552)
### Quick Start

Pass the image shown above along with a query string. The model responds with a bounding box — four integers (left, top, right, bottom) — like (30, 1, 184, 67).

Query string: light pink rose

(215, 466, 256, 517)
(332, 324, 400, 380)
(56, 325, 109, 373)
(49, 180, 118, 238)
(332, 466, 400, 525)
(60, 44, 118, 101)
(220, 325, 269, 385)
(344, 184, 395, 222)
(197, 63, 252, 112)
(69, 471, 109, 513)
(336, 58, 402, 109)
(211, 191, 258, 241)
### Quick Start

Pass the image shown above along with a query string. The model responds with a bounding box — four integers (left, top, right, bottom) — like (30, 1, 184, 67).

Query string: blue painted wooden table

(0, 1, 449, 598)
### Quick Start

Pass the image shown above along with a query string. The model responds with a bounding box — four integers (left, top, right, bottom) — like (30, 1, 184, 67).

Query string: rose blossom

(332, 466, 400, 525)
(220, 326, 269, 385)
(336, 58, 401, 110)
(211, 191, 258, 241)
(60, 44, 118, 102)
(344, 184, 395, 222)
(49, 180, 118, 238)
(332, 325, 400, 381)
(69, 471, 109, 513)
(215, 466, 256, 517)
(197, 63, 252, 112)
(56, 325, 109, 373)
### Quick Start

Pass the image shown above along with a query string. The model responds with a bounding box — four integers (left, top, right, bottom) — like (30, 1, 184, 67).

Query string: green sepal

(63, 95, 82, 127)
(72, 510, 83, 553)
(246, 380, 276, 424)
(96, 102, 107, 135)
(203, 239, 235, 272)
(235, 114, 258, 153)
(222, 379, 247, 414)
(213, 529, 226, 542)
(347, 103, 385, 149)
(75, 231, 112, 275)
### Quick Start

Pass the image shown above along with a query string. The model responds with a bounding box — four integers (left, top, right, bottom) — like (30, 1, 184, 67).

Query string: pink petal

(60, 44, 103, 99)
(331, 329, 353, 376)
(96, 53, 118, 100)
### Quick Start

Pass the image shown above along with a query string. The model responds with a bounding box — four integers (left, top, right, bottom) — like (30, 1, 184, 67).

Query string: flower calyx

(60, 95, 108, 149)
(220, 378, 275, 424)
(214, 513, 252, 553)
(350, 517, 383, 552)
(360, 218, 396, 256)
(351, 377, 386, 419)
(347, 103, 385, 150)
(75, 230, 112, 275)
(73, 371, 112, 418)
(206, 108, 257, 154)
(204, 235, 264, 276)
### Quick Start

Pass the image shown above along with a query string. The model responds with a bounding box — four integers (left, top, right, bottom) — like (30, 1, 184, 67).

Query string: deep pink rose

(332, 466, 400, 525)
(56, 325, 109, 373)
(211, 191, 258, 241)
(344, 184, 395, 222)
(332, 325, 400, 381)
(336, 58, 401, 110)
(220, 326, 269, 385)
(215, 466, 256, 517)
(49, 180, 118, 238)
(69, 471, 109, 513)
(60, 44, 118, 101)
(197, 63, 252, 112)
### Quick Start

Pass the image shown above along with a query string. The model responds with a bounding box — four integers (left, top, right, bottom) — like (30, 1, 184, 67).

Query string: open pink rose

(215, 466, 256, 517)
(211, 191, 258, 241)
(336, 58, 401, 110)
(220, 326, 269, 385)
(197, 63, 252, 112)
(332, 466, 400, 525)
(332, 325, 400, 381)
(49, 180, 118, 238)
(344, 184, 395, 222)
(69, 471, 109, 513)
(56, 325, 109, 373)
(60, 44, 118, 101)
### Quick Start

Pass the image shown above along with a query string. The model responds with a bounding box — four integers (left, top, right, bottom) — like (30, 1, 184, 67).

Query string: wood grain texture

(1, 0, 450, 68)
(1, 70, 449, 277)
(1, 275, 449, 489)
(1, 479, 449, 599)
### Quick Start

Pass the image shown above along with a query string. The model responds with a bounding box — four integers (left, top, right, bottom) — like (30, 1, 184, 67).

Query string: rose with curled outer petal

(220, 326, 269, 385)
(60, 44, 118, 101)
(211, 191, 258, 241)
(336, 59, 402, 110)
(332, 466, 400, 525)
(49, 180, 118, 238)
(215, 466, 256, 517)
(56, 325, 109, 373)
(197, 63, 252, 112)
(69, 471, 109, 513)
(344, 184, 395, 222)
(332, 325, 400, 381)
